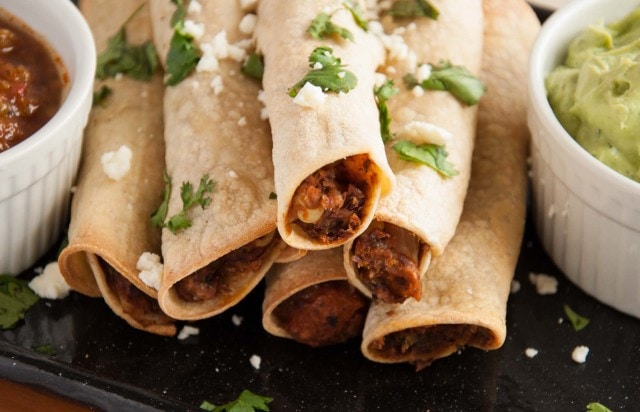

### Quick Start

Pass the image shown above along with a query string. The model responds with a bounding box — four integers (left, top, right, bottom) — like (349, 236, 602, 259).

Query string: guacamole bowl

(0, 0, 95, 274)
(528, 0, 640, 318)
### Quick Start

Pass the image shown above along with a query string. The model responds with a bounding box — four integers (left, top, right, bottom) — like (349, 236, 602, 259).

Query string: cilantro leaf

(288, 47, 357, 97)
(242, 53, 264, 80)
(150, 171, 172, 229)
(404, 61, 485, 106)
(387, 0, 439, 19)
(151, 172, 215, 233)
(96, 26, 159, 81)
(0, 275, 39, 329)
(200, 390, 273, 412)
(374, 80, 398, 143)
(268, 192, 277, 200)
(165, 28, 201, 86)
(343, 0, 369, 31)
(392, 140, 459, 177)
(308, 12, 354, 42)
(586, 402, 613, 412)
(92, 85, 113, 106)
(564, 304, 590, 332)
(33, 343, 56, 356)
(164, 0, 200, 85)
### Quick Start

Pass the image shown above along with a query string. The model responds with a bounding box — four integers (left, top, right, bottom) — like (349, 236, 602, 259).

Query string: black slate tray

(3, 213, 640, 411)
(2, 5, 639, 412)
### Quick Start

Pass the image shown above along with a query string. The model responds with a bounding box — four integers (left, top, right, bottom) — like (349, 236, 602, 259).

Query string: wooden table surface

(0, 378, 94, 412)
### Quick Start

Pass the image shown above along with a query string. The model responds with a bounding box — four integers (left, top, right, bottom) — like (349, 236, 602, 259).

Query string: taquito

(344, 0, 483, 303)
(58, 0, 176, 336)
(262, 248, 369, 347)
(149, 0, 285, 320)
(256, 0, 395, 250)
(360, 0, 540, 368)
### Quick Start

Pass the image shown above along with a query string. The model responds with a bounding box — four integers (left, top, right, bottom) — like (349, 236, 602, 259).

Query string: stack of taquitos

(255, 0, 395, 251)
(149, 0, 286, 320)
(360, 0, 540, 368)
(58, 0, 176, 336)
(344, 0, 483, 304)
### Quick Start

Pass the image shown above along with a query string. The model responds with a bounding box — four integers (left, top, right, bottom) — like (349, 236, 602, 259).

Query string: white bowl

(0, 0, 95, 274)
(528, 0, 640, 318)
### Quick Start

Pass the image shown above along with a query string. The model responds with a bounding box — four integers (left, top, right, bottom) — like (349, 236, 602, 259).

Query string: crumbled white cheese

(115, 73, 123, 81)
(228, 170, 238, 178)
(415, 63, 432, 83)
(529, 272, 558, 295)
(240, 0, 258, 11)
(177, 325, 200, 340)
(29, 262, 71, 299)
(239, 14, 257, 35)
(381, 33, 409, 61)
(337, 71, 346, 79)
(137, 252, 163, 291)
(101, 145, 132, 181)
(396, 121, 452, 146)
(374, 72, 387, 87)
(210, 75, 224, 95)
(293, 82, 326, 108)
(188, 0, 202, 14)
(571, 345, 589, 363)
(197, 44, 220, 73)
(411, 85, 424, 97)
(249, 354, 261, 369)
(237, 116, 247, 126)
(183, 20, 205, 40)
(525, 348, 539, 358)
(313, 62, 323, 70)
(232, 314, 243, 326)
(510, 279, 521, 294)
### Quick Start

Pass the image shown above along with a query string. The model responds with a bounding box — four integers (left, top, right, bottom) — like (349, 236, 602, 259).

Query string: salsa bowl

(0, 0, 95, 274)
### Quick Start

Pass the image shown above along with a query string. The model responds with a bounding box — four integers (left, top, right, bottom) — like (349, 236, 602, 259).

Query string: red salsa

(0, 12, 65, 153)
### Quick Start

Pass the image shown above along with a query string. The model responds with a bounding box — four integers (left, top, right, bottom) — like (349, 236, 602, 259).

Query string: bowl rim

(0, 0, 95, 167)
(528, 0, 640, 194)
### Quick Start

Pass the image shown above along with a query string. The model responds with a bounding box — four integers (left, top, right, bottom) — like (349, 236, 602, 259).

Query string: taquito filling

(370, 324, 494, 369)
(273, 281, 369, 347)
(351, 222, 424, 303)
(100, 260, 174, 327)
(174, 232, 277, 302)
(288, 154, 375, 243)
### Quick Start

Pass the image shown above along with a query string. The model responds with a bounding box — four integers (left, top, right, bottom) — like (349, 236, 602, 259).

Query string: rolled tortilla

(344, 0, 483, 303)
(262, 248, 369, 347)
(255, 0, 395, 250)
(149, 0, 285, 320)
(360, 0, 540, 368)
(58, 0, 175, 336)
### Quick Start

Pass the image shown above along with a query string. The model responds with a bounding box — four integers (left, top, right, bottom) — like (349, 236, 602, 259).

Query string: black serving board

(2, 5, 640, 412)
(3, 213, 640, 412)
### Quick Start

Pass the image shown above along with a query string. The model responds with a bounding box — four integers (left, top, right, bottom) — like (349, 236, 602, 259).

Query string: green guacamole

(546, 9, 640, 183)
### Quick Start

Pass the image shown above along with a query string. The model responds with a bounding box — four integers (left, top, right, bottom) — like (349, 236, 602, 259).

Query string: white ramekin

(529, 0, 640, 318)
(0, 0, 95, 274)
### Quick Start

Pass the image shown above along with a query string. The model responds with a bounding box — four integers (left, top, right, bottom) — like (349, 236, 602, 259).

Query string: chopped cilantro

(288, 46, 357, 97)
(386, 0, 439, 19)
(343, 0, 369, 31)
(92, 85, 113, 106)
(393, 140, 458, 177)
(374, 80, 398, 143)
(165, 0, 201, 85)
(200, 390, 273, 412)
(268, 192, 277, 200)
(242, 53, 265, 80)
(33, 343, 56, 356)
(96, 26, 159, 81)
(586, 403, 613, 412)
(564, 304, 590, 332)
(0, 275, 39, 329)
(151, 173, 216, 234)
(404, 61, 485, 105)
(308, 12, 354, 42)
